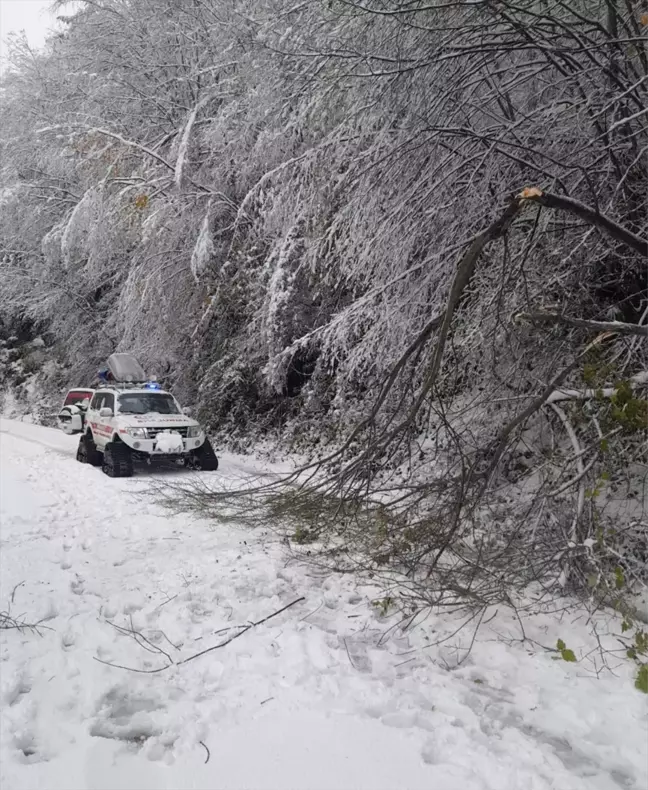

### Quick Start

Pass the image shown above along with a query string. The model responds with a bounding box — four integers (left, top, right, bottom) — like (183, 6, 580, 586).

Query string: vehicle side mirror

(99, 407, 113, 417)
(182, 406, 192, 416)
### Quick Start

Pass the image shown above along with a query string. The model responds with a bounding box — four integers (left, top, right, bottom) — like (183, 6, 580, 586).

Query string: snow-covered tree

(0, 0, 646, 609)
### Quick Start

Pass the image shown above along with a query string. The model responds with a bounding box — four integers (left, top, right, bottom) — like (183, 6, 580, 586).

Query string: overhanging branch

(515, 310, 648, 337)
(522, 189, 648, 255)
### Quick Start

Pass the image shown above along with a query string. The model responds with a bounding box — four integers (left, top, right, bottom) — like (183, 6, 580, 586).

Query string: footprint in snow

(420, 742, 437, 765)
(101, 603, 118, 619)
(90, 686, 164, 746)
(4, 675, 31, 707)
(381, 710, 437, 733)
(13, 730, 44, 763)
(339, 635, 373, 672)
(41, 599, 59, 621)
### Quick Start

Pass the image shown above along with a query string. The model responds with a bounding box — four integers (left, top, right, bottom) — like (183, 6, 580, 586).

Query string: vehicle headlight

(127, 427, 148, 438)
(186, 426, 202, 438)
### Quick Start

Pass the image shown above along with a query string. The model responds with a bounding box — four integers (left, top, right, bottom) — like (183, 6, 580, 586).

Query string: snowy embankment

(0, 418, 645, 790)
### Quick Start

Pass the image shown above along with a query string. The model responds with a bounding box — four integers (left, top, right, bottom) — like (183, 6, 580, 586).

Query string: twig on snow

(106, 618, 174, 665)
(299, 599, 323, 621)
(179, 596, 305, 666)
(155, 593, 178, 610)
(156, 629, 181, 652)
(92, 656, 170, 674)
(199, 741, 210, 764)
(10, 581, 25, 605)
(394, 657, 417, 668)
(342, 637, 357, 670)
(0, 610, 52, 636)
(94, 597, 306, 673)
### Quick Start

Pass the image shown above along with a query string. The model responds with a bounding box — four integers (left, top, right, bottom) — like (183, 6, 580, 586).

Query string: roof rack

(96, 381, 162, 390)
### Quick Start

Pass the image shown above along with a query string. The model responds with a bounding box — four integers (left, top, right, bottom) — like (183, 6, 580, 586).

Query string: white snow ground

(0, 417, 646, 790)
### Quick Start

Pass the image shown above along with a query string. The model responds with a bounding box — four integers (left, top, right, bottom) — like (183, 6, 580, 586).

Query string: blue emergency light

(145, 381, 161, 390)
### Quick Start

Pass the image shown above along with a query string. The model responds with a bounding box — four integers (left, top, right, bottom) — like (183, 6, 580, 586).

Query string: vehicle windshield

(118, 393, 180, 415)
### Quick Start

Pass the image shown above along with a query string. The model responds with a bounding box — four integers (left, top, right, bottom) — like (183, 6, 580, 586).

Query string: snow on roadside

(0, 418, 645, 790)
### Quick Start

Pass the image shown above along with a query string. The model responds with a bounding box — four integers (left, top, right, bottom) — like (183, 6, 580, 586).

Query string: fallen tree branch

(179, 596, 305, 666)
(222, 186, 646, 498)
(319, 186, 644, 487)
(93, 597, 305, 673)
(414, 197, 524, 419)
(336, 196, 525, 483)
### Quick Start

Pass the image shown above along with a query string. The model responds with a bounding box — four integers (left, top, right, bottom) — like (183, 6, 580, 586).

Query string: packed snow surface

(0, 418, 645, 790)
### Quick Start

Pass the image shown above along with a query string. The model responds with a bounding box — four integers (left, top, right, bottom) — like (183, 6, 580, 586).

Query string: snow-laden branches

(36, 125, 176, 174)
(175, 93, 220, 190)
(190, 201, 214, 282)
(1, 0, 646, 612)
(547, 371, 648, 404)
(515, 312, 648, 338)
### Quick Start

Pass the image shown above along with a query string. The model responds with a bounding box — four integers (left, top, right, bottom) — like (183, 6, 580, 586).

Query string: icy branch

(547, 371, 648, 403)
(515, 311, 648, 338)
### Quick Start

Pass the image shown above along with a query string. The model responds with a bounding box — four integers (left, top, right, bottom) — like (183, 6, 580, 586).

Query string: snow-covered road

(1, 418, 645, 790)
